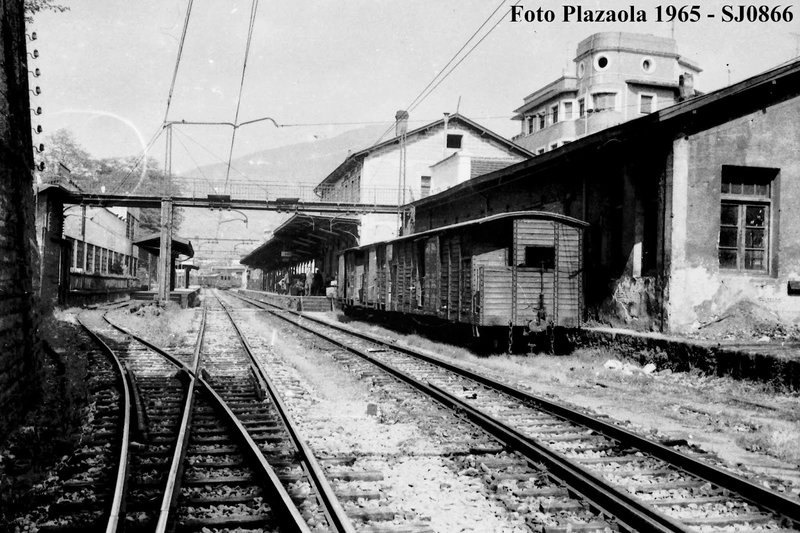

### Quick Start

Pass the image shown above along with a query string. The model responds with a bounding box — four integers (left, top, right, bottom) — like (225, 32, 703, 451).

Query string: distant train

(336, 211, 587, 348)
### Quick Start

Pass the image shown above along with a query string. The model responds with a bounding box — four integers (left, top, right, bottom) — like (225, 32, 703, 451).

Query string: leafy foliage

(42, 128, 184, 231)
(24, 0, 69, 22)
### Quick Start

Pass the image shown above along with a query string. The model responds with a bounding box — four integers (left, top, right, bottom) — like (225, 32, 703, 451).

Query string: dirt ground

(313, 312, 800, 497)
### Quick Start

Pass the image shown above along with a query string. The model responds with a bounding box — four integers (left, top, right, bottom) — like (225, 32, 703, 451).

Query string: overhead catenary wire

(174, 127, 250, 181)
(163, 0, 195, 125)
(371, 0, 515, 147)
(223, 0, 260, 191)
(409, 3, 519, 114)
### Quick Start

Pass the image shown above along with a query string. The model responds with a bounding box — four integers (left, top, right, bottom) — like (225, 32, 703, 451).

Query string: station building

(242, 113, 532, 290)
(406, 57, 800, 333)
(512, 32, 701, 153)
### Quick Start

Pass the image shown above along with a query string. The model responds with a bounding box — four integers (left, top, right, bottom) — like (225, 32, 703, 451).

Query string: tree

(25, 0, 69, 22)
(42, 129, 97, 180)
(42, 128, 184, 232)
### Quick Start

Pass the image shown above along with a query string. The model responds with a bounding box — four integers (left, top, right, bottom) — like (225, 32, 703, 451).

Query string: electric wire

(174, 127, 250, 180)
(107, 125, 166, 194)
(371, 0, 512, 147)
(223, 0, 260, 190)
(163, 0, 195, 124)
(409, 3, 518, 114)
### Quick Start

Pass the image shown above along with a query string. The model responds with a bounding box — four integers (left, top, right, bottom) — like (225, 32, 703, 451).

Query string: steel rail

(77, 316, 133, 533)
(154, 306, 207, 533)
(215, 292, 357, 533)
(227, 296, 690, 533)
(231, 290, 800, 527)
(102, 313, 312, 533)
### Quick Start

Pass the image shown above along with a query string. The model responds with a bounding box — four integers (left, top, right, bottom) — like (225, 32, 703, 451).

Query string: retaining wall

(577, 327, 800, 391)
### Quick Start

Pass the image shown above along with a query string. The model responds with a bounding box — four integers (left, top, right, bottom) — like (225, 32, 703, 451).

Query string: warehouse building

(407, 57, 800, 333)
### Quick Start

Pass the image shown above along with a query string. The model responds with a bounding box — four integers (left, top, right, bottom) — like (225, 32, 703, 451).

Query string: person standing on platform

(311, 268, 324, 296)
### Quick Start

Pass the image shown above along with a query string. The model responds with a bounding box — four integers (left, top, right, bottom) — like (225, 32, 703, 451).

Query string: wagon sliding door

(423, 236, 440, 314)
(556, 224, 583, 326)
(472, 248, 511, 327)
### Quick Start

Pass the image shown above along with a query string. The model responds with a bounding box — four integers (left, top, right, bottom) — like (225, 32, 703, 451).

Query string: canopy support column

(157, 199, 173, 302)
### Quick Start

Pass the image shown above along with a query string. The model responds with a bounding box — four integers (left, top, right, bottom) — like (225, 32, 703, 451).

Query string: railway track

(34, 315, 133, 532)
(46, 299, 355, 532)
(227, 290, 800, 533)
(218, 291, 626, 532)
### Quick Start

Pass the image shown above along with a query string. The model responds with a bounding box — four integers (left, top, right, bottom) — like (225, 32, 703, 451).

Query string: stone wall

(0, 0, 41, 434)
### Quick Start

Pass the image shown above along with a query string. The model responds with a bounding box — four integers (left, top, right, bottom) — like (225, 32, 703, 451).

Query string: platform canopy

(241, 214, 358, 270)
(134, 233, 195, 258)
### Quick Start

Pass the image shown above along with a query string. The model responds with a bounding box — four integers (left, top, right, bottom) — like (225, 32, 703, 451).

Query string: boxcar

(337, 211, 587, 338)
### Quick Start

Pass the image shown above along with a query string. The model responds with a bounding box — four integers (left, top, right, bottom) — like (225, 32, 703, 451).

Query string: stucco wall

(667, 97, 800, 331)
(361, 122, 524, 203)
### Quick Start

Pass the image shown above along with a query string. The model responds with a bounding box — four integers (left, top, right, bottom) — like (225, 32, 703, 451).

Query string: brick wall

(0, 0, 41, 434)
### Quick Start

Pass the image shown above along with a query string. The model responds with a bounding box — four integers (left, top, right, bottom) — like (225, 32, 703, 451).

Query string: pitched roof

(314, 113, 533, 191)
(470, 157, 520, 179)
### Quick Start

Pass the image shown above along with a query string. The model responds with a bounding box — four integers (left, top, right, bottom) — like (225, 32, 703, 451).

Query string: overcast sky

(31, 0, 800, 174)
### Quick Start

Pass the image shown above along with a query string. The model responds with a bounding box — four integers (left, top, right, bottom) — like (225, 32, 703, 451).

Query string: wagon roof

(342, 210, 588, 253)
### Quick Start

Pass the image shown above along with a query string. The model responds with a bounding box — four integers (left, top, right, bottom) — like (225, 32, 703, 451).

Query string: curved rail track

(228, 289, 800, 533)
(51, 299, 355, 532)
(35, 314, 133, 532)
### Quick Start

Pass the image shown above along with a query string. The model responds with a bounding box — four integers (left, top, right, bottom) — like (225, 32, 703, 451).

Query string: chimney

(678, 73, 695, 101)
(395, 110, 409, 137)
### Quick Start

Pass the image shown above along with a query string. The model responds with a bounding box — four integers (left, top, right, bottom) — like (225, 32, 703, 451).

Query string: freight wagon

(337, 211, 587, 348)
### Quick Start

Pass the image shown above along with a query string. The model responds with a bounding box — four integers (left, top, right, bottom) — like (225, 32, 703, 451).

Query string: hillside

(176, 125, 387, 266)
(185, 125, 387, 184)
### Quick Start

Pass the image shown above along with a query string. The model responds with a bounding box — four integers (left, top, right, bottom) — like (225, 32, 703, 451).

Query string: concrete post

(157, 199, 173, 301)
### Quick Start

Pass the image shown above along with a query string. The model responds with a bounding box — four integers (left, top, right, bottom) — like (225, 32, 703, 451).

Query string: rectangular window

(94, 246, 102, 273)
(592, 92, 616, 112)
(133, 257, 138, 276)
(65, 237, 75, 268)
(718, 166, 776, 273)
(446, 134, 462, 149)
(578, 98, 585, 118)
(76, 240, 85, 270)
(537, 148, 545, 155)
(563, 101, 573, 120)
(551, 104, 559, 124)
(522, 246, 555, 269)
(640, 94, 655, 114)
(550, 143, 558, 151)
(526, 116, 534, 134)
(420, 175, 431, 198)
(538, 114, 546, 130)
(85, 244, 93, 273)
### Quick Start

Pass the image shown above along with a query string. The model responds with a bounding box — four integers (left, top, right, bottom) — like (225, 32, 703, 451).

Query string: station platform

(579, 327, 800, 392)
(130, 287, 201, 308)
(236, 289, 335, 313)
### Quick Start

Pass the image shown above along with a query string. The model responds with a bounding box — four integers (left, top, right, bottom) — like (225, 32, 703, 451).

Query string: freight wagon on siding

(337, 211, 587, 346)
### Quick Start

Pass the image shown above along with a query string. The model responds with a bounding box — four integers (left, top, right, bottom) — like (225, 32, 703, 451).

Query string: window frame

(638, 92, 657, 114)
(446, 133, 462, 149)
(420, 175, 431, 198)
(563, 101, 574, 121)
(591, 91, 617, 112)
(551, 104, 559, 125)
(718, 166, 777, 275)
